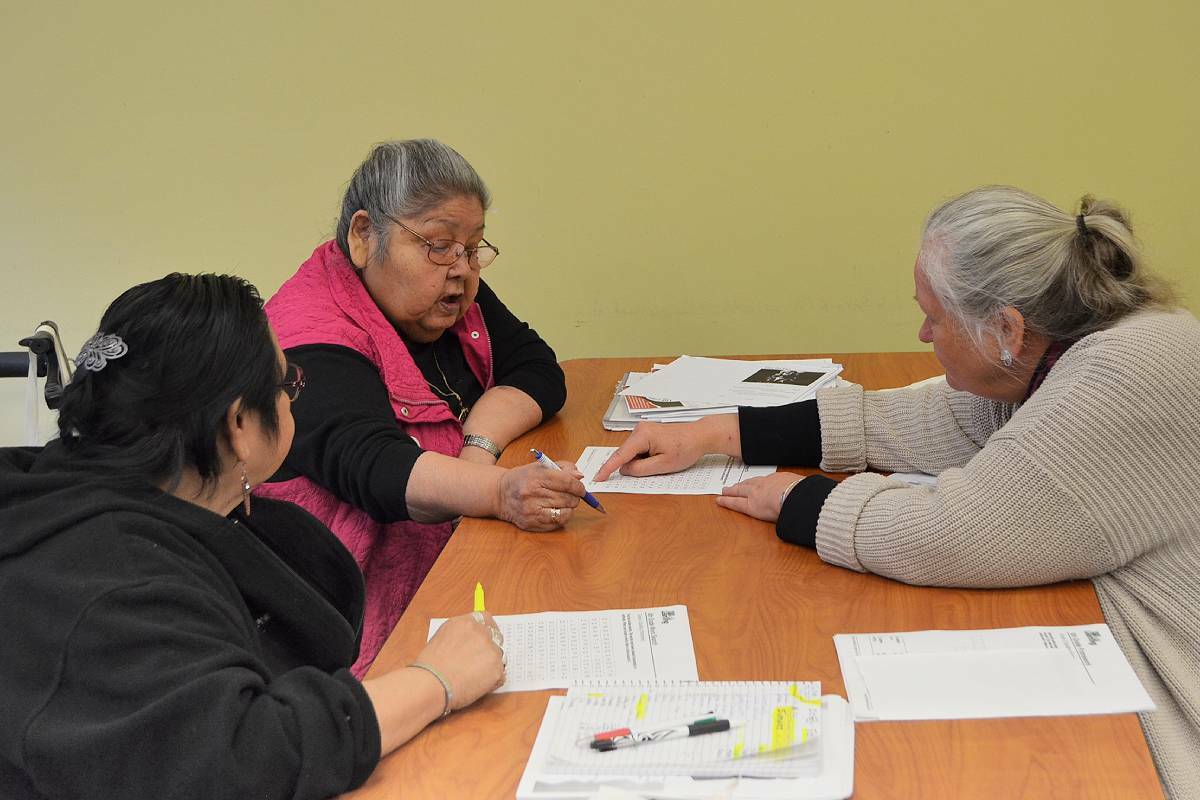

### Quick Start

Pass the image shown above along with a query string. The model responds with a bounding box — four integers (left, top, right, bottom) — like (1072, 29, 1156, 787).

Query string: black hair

(57, 273, 282, 491)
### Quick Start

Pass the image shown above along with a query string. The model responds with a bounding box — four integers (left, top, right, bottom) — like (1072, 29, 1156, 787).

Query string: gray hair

(335, 139, 492, 261)
(919, 185, 1176, 351)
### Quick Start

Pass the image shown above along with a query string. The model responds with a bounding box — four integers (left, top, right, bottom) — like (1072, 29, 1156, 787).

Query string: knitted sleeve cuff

(816, 384, 867, 473)
(775, 475, 838, 549)
(813, 471, 896, 573)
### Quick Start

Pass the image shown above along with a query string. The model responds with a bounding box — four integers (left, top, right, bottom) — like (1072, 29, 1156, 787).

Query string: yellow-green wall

(2, 1, 1196, 444)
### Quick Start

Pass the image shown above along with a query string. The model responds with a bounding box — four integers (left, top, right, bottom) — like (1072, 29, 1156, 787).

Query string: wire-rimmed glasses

(386, 214, 500, 269)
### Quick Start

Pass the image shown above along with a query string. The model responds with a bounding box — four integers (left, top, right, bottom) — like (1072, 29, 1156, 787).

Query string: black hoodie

(0, 443, 381, 799)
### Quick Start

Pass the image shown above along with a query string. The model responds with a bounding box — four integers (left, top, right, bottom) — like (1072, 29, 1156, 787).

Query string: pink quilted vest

(256, 241, 494, 676)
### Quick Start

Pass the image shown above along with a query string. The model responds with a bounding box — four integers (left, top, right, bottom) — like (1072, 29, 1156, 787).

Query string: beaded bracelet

(409, 661, 454, 718)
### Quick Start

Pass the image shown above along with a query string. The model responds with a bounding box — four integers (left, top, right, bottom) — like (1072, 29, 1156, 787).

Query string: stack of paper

(618, 357, 843, 423)
(518, 682, 855, 799)
(602, 372, 658, 431)
(834, 624, 1155, 721)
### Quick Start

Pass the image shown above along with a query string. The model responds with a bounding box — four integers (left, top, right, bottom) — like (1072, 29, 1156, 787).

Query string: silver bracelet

(462, 433, 503, 459)
(780, 478, 804, 510)
(409, 661, 454, 718)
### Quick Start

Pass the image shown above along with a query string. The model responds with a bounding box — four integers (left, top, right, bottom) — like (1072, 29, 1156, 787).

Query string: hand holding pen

(495, 454, 586, 531)
(531, 449, 607, 514)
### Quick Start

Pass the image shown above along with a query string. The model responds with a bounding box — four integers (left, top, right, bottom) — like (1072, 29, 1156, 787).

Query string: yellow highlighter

(474, 582, 486, 613)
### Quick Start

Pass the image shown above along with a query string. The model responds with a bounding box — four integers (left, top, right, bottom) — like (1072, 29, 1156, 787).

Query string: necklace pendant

(458, 405, 470, 422)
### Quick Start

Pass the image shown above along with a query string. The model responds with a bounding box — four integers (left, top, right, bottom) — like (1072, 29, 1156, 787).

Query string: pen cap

(687, 719, 731, 735)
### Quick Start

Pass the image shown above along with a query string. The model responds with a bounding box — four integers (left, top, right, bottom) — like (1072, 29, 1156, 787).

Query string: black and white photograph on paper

(742, 369, 825, 386)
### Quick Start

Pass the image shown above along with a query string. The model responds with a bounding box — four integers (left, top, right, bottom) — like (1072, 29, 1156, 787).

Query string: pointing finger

(593, 429, 653, 481)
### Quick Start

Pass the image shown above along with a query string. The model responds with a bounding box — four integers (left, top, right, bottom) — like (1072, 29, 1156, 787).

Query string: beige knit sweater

(814, 309, 1200, 798)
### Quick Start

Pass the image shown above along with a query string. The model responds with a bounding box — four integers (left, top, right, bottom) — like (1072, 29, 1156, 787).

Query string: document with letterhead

(834, 624, 1154, 721)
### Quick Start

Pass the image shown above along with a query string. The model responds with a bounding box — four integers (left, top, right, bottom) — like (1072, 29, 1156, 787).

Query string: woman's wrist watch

(463, 434, 503, 459)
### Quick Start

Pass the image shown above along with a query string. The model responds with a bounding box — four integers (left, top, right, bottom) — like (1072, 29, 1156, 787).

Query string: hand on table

(415, 611, 506, 709)
(715, 473, 803, 523)
(593, 420, 711, 481)
(497, 460, 584, 531)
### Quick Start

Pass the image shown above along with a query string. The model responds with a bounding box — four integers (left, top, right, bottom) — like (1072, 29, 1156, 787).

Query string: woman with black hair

(0, 273, 504, 800)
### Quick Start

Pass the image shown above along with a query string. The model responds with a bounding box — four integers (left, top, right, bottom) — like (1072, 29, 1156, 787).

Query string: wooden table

(345, 354, 1163, 799)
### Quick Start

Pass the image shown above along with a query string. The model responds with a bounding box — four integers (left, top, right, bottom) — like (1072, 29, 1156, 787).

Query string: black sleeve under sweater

(737, 400, 823, 467)
(737, 400, 836, 550)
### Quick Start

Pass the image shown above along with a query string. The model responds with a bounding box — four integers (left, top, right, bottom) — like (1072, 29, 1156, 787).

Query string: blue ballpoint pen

(530, 448, 607, 513)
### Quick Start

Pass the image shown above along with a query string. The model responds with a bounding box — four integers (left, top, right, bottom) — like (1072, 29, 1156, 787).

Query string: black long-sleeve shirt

(268, 280, 565, 523)
(738, 401, 836, 549)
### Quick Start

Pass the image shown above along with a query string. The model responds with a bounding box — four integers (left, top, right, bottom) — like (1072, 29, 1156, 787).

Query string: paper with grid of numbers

(578, 446, 776, 495)
(428, 605, 698, 693)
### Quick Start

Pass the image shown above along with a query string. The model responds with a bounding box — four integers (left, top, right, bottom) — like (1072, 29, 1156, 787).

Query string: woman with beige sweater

(596, 186, 1200, 798)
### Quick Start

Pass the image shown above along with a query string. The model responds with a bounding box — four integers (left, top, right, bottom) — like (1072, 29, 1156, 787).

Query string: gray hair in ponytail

(918, 185, 1176, 350)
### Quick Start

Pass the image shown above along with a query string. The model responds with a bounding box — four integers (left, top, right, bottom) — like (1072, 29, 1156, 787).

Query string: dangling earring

(240, 463, 252, 516)
(1001, 349, 1014, 367)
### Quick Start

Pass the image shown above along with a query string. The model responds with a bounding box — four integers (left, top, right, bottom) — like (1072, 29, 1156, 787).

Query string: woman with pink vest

(258, 139, 584, 676)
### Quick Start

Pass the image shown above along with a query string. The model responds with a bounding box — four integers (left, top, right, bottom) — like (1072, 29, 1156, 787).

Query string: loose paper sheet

(834, 625, 1154, 721)
(429, 605, 699, 693)
(577, 446, 776, 495)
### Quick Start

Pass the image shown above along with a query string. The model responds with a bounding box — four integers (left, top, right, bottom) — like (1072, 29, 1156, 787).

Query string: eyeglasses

(386, 214, 500, 269)
(278, 363, 305, 402)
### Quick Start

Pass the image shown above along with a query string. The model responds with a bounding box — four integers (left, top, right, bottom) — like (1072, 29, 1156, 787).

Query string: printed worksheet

(428, 605, 699, 693)
(577, 446, 776, 495)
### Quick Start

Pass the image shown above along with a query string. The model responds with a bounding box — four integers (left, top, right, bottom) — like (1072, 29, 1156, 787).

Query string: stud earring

(1001, 349, 1014, 367)
(240, 464, 252, 516)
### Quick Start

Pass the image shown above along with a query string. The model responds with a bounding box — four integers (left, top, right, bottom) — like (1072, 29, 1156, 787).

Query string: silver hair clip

(75, 332, 128, 372)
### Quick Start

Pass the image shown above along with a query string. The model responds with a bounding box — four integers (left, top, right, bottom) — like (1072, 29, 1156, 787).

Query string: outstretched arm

(593, 413, 742, 481)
